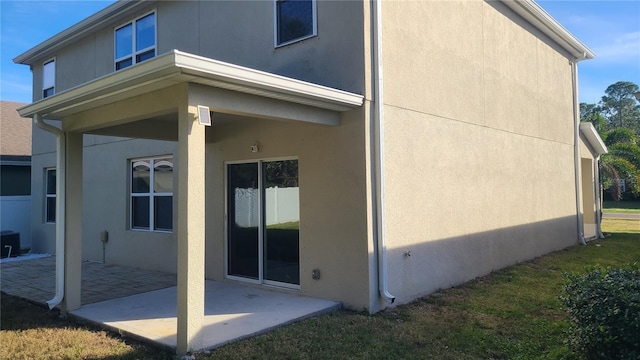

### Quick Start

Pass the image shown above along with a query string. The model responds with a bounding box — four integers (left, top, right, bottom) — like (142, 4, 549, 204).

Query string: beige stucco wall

(29, 1, 365, 102)
(379, 0, 580, 305)
(203, 107, 371, 309)
(581, 157, 596, 236)
(82, 138, 177, 271)
(30, 138, 57, 254)
(30, 128, 177, 267)
(580, 136, 597, 238)
(25, 0, 591, 311)
(31, 81, 373, 310)
(26, 1, 372, 309)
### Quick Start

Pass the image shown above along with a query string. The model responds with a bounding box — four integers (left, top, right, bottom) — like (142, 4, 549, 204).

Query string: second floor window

(276, 0, 316, 46)
(115, 12, 156, 71)
(43, 59, 55, 98)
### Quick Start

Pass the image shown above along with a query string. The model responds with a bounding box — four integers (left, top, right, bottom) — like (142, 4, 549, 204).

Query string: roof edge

(580, 123, 608, 155)
(173, 51, 364, 109)
(17, 50, 363, 118)
(13, 1, 152, 65)
(500, 0, 595, 61)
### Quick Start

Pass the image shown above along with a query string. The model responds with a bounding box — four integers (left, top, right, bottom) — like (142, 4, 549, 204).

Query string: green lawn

(0, 294, 173, 360)
(602, 200, 640, 213)
(202, 218, 639, 359)
(2, 219, 638, 359)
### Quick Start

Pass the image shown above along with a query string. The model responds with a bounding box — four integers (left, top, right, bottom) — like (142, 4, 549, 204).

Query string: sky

(1, 0, 639, 105)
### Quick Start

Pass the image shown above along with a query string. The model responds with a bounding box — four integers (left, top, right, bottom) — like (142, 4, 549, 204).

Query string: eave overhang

(580, 123, 608, 155)
(500, 0, 595, 61)
(17, 50, 364, 119)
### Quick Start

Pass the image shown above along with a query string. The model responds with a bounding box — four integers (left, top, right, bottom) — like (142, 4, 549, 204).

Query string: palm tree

(599, 132, 640, 201)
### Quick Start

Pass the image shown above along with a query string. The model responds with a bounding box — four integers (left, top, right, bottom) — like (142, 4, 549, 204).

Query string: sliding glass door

(227, 160, 299, 287)
(227, 163, 259, 280)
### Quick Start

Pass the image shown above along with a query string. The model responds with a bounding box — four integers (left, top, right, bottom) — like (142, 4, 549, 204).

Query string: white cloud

(591, 32, 640, 63)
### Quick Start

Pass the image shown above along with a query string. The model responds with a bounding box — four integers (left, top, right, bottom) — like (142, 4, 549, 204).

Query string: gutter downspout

(372, 0, 395, 304)
(594, 155, 604, 238)
(34, 114, 66, 309)
(571, 59, 586, 245)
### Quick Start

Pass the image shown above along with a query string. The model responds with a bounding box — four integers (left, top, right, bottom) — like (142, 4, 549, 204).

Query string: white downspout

(34, 114, 66, 309)
(594, 155, 604, 238)
(372, 0, 395, 304)
(571, 60, 586, 245)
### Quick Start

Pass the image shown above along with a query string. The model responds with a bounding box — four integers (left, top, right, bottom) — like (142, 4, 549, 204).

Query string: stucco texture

(204, 107, 372, 309)
(379, 0, 579, 304)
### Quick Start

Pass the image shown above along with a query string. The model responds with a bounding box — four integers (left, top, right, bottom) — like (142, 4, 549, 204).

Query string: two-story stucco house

(14, 0, 606, 354)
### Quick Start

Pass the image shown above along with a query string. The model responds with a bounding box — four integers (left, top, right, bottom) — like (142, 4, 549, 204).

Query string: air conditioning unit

(1, 231, 20, 258)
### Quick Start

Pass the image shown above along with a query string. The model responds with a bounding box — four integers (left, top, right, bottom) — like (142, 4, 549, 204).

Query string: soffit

(17, 50, 364, 120)
(579, 123, 608, 155)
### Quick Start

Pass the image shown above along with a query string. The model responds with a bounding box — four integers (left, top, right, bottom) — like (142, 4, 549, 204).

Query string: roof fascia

(13, 1, 153, 65)
(174, 51, 364, 111)
(500, 0, 595, 61)
(580, 123, 608, 155)
(17, 51, 180, 118)
(17, 50, 363, 118)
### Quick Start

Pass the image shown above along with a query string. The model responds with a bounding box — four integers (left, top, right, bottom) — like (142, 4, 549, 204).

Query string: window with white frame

(43, 59, 55, 98)
(130, 157, 173, 232)
(275, 0, 316, 46)
(115, 12, 156, 71)
(45, 168, 56, 223)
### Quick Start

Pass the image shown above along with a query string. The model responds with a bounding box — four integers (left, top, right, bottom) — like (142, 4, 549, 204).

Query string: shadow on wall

(383, 215, 578, 306)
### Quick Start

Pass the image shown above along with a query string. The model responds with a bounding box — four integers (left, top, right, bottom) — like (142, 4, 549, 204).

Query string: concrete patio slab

(70, 280, 341, 350)
(2, 255, 340, 352)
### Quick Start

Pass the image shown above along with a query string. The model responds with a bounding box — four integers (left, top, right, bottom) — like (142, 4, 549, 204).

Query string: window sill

(275, 34, 317, 49)
(129, 228, 173, 234)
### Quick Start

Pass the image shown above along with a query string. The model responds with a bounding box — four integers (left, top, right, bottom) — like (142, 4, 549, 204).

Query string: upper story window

(43, 59, 55, 98)
(115, 12, 156, 71)
(275, 0, 316, 46)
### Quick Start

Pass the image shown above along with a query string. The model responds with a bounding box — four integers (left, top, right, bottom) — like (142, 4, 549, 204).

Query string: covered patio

(1, 256, 340, 351)
(17, 50, 362, 355)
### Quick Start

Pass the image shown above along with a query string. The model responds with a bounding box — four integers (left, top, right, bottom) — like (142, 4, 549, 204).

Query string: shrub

(560, 264, 640, 360)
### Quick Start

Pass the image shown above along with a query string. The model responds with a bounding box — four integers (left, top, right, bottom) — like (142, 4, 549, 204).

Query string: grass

(1, 219, 638, 359)
(201, 219, 639, 360)
(602, 218, 640, 234)
(0, 295, 173, 360)
(602, 200, 640, 213)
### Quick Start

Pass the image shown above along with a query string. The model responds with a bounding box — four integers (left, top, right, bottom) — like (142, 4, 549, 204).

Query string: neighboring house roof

(13, 0, 594, 65)
(1, 101, 31, 158)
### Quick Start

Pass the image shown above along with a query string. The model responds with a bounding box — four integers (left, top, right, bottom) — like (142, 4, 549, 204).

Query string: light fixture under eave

(196, 105, 211, 126)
